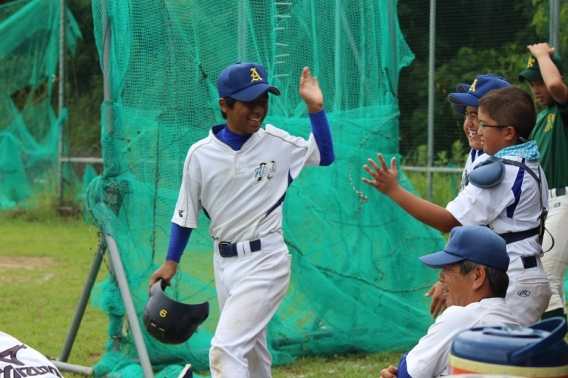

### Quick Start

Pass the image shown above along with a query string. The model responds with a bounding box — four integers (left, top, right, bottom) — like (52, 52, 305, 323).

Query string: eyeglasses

(478, 121, 509, 131)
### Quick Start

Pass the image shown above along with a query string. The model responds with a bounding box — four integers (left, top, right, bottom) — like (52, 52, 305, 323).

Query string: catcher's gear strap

(467, 156, 551, 249)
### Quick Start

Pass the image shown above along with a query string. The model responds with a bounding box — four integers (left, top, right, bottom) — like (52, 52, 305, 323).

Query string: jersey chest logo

(545, 113, 555, 132)
(254, 161, 276, 183)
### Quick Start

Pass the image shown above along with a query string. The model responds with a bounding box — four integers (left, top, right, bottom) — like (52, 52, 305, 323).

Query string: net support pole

(549, 0, 559, 53)
(387, 0, 398, 96)
(57, 0, 65, 204)
(105, 234, 154, 378)
(426, 0, 436, 202)
(237, 0, 248, 61)
(99, 0, 153, 375)
(58, 239, 104, 362)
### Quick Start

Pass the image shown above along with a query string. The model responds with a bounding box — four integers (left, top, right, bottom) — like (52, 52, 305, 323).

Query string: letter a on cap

(527, 56, 536, 68)
(469, 78, 478, 92)
(250, 68, 263, 82)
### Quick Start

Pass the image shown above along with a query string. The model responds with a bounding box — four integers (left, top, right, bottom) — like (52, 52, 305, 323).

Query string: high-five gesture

(299, 67, 323, 114)
(362, 153, 400, 196)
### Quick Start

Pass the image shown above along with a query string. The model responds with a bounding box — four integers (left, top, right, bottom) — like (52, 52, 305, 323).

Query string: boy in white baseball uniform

(363, 86, 551, 326)
(149, 62, 334, 378)
(380, 226, 520, 378)
(425, 74, 511, 317)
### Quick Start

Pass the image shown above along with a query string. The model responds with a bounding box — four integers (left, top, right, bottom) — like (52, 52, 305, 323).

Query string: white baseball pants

(209, 232, 291, 378)
(541, 190, 568, 313)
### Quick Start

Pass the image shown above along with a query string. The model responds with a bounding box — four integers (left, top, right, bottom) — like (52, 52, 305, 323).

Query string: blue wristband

(309, 109, 334, 166)
(165, 223, 192, 262)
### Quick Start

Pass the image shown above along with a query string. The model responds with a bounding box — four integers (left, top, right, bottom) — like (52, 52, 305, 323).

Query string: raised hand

(362, 153, 400, 196)
(299, 67, 323, 114)
(527, 43, 555, 59)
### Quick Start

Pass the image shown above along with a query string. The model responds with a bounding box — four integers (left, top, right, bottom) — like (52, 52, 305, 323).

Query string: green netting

(0, 0, 82, 210)
(84, 1, 446, 377)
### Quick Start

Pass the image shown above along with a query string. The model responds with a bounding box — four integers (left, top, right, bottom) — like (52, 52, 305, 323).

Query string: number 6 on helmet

(143, 279, 209, 345)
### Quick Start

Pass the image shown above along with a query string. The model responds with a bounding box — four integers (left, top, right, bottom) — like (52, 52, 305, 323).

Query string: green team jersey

(530, 102, 568, 189)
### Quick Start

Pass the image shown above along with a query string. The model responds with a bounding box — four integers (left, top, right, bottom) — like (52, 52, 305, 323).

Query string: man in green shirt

(519, 42, 568, 320)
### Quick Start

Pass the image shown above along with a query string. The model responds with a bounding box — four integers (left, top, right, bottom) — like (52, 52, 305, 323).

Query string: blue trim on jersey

(266, 172, 293, 216)
(215, 124, 252, 151)
(397, 352, 412, 378)
(309, 110, 335, 166)
(213, 110, 334, 165)
(166, 223, 192, 262)
(471, 148, 484, 162)
(506, 158, 525, 218)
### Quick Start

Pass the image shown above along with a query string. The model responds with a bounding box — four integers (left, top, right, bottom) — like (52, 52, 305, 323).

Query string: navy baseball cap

(452, 83, 469, 115)
(447, 74, 511, 111)
(519, 53, 564, 83)
(217, 62, 281, 101)
(419, 226, 509, 272)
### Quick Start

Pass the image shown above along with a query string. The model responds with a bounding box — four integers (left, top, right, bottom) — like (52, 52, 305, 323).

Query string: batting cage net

(0, 0, 82, 210)
(81, 1, 445, 377)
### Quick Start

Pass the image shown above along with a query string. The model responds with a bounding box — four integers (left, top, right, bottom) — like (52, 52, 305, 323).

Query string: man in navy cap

(149, 63, 334, 378)
(380, 226, 520, 378)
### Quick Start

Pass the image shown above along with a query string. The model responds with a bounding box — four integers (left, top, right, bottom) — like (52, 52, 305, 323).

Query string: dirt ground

(0, 256, 55, 271)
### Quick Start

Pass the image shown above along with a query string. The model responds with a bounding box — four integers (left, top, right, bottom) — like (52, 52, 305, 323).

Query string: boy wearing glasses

(424, 74, 511, 318)
(362, 86, 551, 326)
(519, 43, 568, 321)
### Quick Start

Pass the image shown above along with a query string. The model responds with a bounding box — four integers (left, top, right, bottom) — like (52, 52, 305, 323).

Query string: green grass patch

(2, 170, 460, 377)
(0, 211, 109, 372)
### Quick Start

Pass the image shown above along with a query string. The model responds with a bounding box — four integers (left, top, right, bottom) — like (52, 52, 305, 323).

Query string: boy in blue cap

(447, 74, 510, 192)
(519, 43, 568, 321)
(149, 63, 334, 378)
(363, 86, 551, 327)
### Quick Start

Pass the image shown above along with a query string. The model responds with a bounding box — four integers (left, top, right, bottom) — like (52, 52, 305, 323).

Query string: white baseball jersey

(459, 149, 489, 192)
(0, 332, 62, 377)
(172, 124, 321, 242)
(447, 156, 551, 325)
(406, 298, 519, 378)
(447, 156, 549, 275)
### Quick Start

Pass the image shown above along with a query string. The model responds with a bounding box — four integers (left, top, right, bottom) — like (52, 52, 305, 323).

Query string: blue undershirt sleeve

(397, 352, 412, 378)
(165, 223, 192, 262)
(309, 109, 334, 166)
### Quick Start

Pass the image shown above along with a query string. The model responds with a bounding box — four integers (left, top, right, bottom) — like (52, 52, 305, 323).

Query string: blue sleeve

(309, 109, 334, 166)
(397, 352, 412, 378)
(165, 223, 192, 262)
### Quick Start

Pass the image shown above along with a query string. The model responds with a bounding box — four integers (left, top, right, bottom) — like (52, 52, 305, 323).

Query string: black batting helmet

(143, 279, 209, 345)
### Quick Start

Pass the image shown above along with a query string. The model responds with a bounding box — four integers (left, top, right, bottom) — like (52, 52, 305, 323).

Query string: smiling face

(477, 108, 511, 156)
(463, 106, 482, 150)
(220, 92, 269, 135)
(528, 81, 554, 106)
(438, 263, 476, 308)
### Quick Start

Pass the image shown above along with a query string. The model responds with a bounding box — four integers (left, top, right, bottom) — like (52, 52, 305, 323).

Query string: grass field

(0, 208, 403, 377)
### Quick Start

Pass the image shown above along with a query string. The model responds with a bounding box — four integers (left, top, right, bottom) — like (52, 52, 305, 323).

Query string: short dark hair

(458, 259, 509, 298)
(477, 86, 536, 141)
(220, 96, 236, 120)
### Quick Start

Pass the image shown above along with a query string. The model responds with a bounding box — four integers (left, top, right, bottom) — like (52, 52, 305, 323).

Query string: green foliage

(402, 139, 467, 169)
(397, 0, 541, 157)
